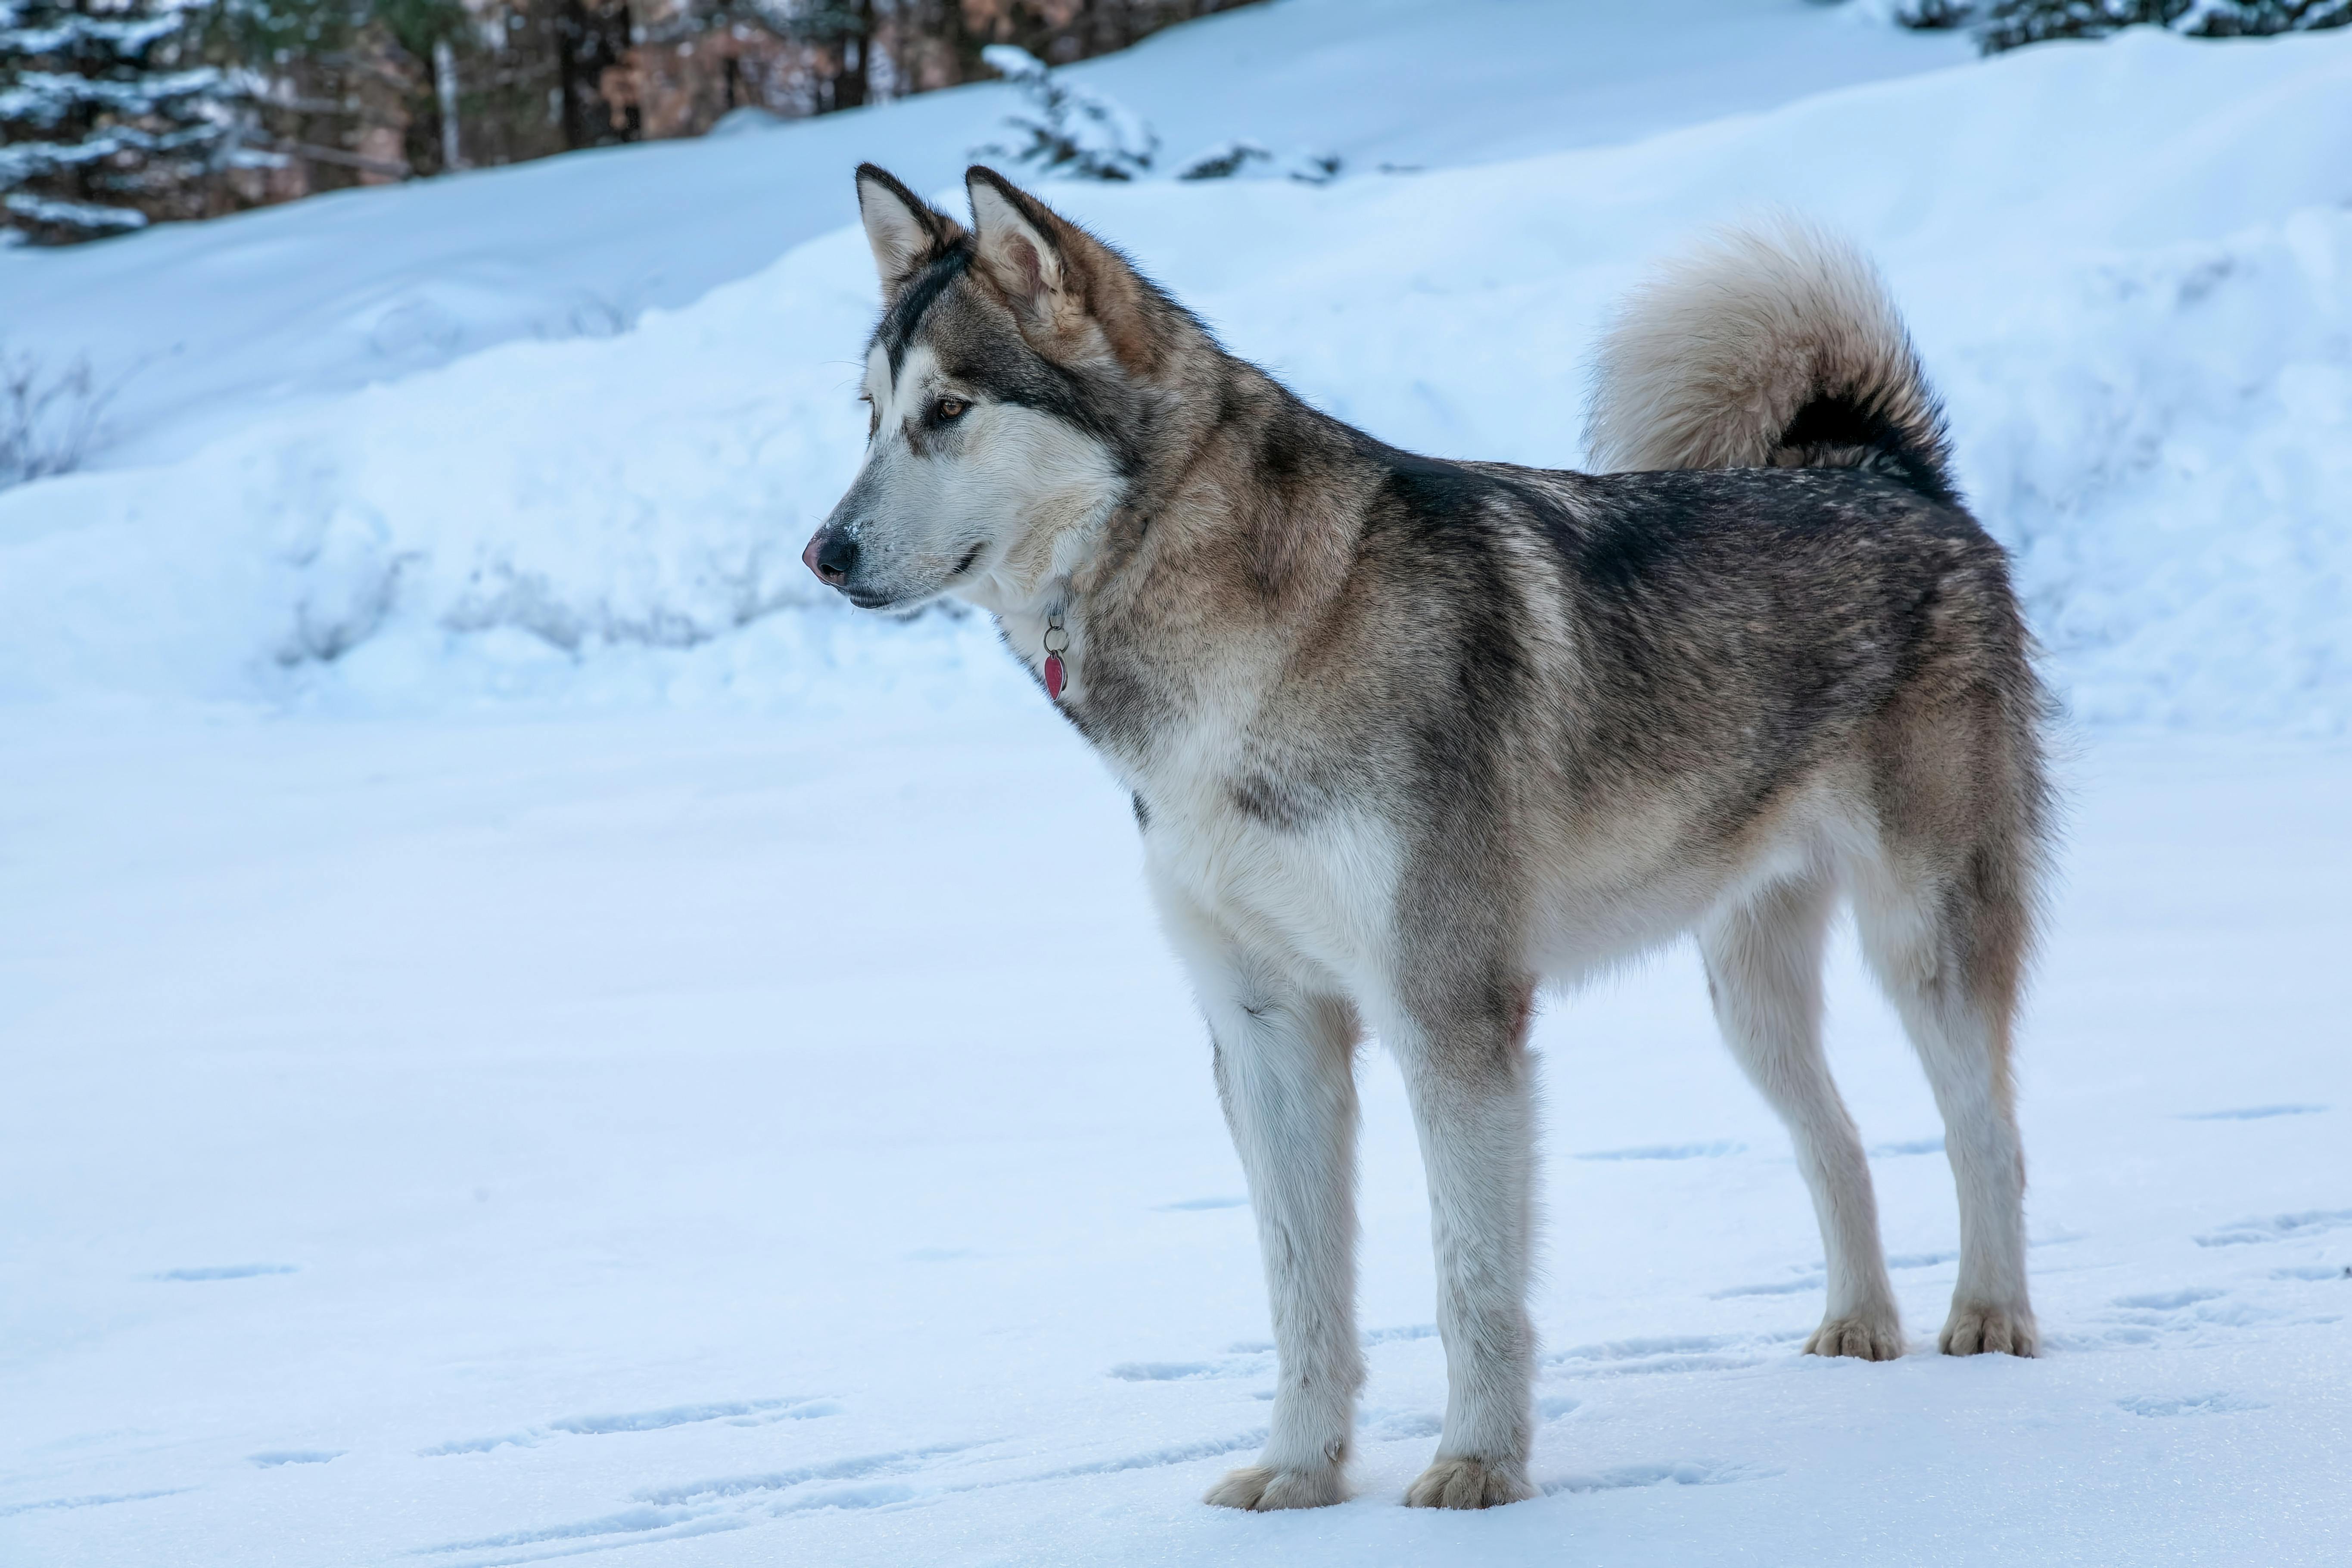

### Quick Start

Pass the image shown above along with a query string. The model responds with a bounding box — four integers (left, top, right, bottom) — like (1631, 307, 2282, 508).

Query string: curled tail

(1583, 215, 1957, 504)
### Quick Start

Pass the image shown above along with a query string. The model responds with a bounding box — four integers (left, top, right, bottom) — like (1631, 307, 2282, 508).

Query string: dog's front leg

(1163, 901, 1363, 1510)
(1381, 981, 1539, 1509)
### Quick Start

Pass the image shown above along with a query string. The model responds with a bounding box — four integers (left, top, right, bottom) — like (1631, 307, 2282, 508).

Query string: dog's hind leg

(1852, 836, 2039, 1357)
(1701, 871, 1903, 1359)
(1157, 890, 1365, 1510)
(1373, 974, 1539, 1510)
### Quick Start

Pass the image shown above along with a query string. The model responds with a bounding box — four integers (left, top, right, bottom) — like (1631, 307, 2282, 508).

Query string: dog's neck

(999, 360, 1372, 763)
(963, 357, 1223, 688)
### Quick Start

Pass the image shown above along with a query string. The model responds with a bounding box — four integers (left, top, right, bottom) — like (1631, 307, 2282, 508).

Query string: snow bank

(0, 0, 1968, 472)
(1945, 214, 2352, 732)
(0, 26, 2347, 731)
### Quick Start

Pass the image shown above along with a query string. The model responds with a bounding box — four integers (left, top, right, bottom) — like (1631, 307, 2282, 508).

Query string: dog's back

(1294, 219, 2052, 977)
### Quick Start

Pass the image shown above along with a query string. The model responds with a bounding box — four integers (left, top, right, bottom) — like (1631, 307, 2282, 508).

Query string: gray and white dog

(806, 165, 2050, 1512)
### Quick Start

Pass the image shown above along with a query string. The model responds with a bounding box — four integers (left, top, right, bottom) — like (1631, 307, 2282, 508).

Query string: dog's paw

(1403, 1456, 1534, 1510)
(1803, 1310, 1906, 1361)
(1939, 1300, 2037, 1357)
(1203, 1463, 1346, 1511)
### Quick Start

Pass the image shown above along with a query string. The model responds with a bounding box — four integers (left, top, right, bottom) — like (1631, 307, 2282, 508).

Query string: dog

(806, 164, 2050, 1512)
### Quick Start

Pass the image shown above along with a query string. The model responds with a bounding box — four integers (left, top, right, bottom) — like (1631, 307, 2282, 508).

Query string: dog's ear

(965, 165, 1168, 369)
(964, 166, 1072, 328)
(855, 164, 965, 304)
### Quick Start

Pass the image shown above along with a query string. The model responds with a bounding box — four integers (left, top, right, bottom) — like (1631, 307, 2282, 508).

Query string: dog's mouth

(843, 544, 987, 612)
(807, 527, 990, 615)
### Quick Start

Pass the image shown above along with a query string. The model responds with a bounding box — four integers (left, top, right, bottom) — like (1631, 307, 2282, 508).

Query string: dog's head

(803, 165, 1186, 613)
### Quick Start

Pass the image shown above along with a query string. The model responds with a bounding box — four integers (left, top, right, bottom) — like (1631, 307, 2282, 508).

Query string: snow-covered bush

(973, 44, 1156, 181)
(1174, 139, 1343, 185)
(1287, 150, 1342, 185)
(1890, 0, 2351, 47)
(0, 338, 119, 488)
(1173, 138, 1269, 180)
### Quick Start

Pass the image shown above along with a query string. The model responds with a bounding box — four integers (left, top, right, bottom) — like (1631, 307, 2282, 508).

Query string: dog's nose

(803, 528, 859, 587)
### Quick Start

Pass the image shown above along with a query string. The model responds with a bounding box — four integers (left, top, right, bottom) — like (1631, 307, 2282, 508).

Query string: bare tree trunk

(349, 24, 422, 186)
(433, 38, 464, 170)
(937, 0, 987, 86)
(833, 0, 876, 112)
(558, 0, 638, 149)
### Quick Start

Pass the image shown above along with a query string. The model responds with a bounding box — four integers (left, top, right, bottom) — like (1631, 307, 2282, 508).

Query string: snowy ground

(4, 0, 2351, 1562)
(3, 708, 2348, 1567)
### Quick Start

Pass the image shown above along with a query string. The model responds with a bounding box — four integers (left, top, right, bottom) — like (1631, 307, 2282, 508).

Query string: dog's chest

(1127, 738, 1401, 977)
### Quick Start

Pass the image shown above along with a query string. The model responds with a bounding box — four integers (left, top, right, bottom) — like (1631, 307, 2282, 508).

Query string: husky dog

(807, 165, 2050, 1511)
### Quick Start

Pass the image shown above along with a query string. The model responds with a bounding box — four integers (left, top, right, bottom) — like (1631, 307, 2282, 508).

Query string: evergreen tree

(973, 41, 1154, 180)
(0, 0, 256, 243)
(2, 2, 1265, 239)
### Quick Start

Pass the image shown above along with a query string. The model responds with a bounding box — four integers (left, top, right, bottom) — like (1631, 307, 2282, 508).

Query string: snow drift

(0, 25, 2347, 732)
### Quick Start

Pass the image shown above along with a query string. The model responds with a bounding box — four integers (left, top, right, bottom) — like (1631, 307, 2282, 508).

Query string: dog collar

(1042, 609, 1070, 701)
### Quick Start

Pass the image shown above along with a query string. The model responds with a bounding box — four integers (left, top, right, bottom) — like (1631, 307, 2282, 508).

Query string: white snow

(4, 709, 2347, 1566)
(2, 2, 2349, 1564)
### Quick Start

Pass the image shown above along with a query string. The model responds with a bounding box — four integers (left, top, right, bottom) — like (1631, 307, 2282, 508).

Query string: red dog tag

(1045, 652, 1067, 700)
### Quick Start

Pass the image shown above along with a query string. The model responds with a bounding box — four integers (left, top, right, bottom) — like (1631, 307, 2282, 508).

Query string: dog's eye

(934, 396, 969, 422)
(859, 394, 877, 438)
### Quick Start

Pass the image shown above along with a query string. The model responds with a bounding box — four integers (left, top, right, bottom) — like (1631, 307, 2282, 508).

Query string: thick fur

(1584, 213, 1959, 503)
(809, 170, 2053, 1512)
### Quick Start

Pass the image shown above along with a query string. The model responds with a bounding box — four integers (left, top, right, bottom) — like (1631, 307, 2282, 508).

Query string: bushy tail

(1583, 215, 1957, 504)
